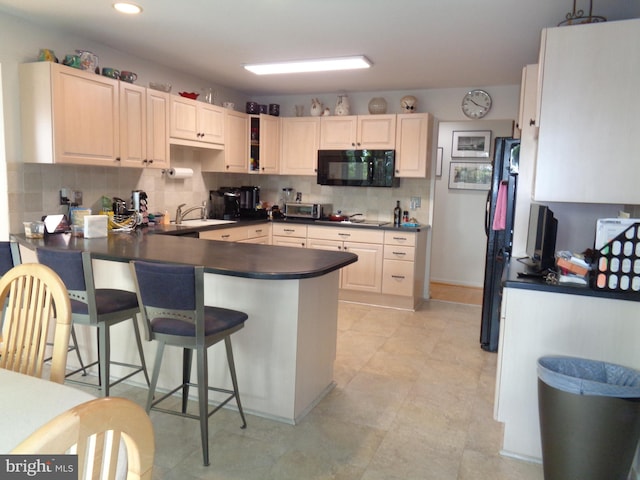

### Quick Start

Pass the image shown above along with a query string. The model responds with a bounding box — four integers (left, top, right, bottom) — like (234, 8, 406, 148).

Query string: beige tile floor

(106, 300, 544, 480)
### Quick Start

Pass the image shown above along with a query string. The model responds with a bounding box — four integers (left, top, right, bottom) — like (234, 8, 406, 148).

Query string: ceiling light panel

(113, 3, 143, 14)
(244, 56, 372, 75)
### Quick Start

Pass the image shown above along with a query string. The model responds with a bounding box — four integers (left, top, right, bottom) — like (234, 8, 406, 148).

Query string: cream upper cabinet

(394, 113, 433, 178)
(145, 89, 170, 169)
(119, 83, 170, 169)
(319, 115, 396, 149)
(533, 19, 640, 204)
(280, 117, 320, 175)
(253, 114, 281, 174)
(119, 82, 146, 167)
(170, 96, 224, 147)
(223, 110, 249, 173)
(20, 62, 120, 166)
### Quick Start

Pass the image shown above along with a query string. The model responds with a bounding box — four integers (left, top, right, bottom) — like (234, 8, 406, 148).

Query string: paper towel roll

(167, 167, 194, 179)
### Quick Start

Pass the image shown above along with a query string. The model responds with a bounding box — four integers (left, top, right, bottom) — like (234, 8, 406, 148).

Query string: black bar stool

(130, 260, 247, 466)
(37, 247, 149, 395)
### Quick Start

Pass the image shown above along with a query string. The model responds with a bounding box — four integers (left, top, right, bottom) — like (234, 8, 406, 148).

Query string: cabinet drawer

(384, 244, 415, 261)
(382, 259, 415, 296)
(247, 224, 269, 239)
(272, 236, 306, 248)
(272, 223, 307, 237)
(199, 227, 247, 242)
(307, 238, 343, 251)
(384, 231, 416, 246)
(307, 226, 384, 244)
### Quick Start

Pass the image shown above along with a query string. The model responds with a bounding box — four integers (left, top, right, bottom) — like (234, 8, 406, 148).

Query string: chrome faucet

(175, 202, 207, 225)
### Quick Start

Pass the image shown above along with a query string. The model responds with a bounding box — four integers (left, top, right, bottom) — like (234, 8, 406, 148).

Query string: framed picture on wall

(448, 161, 492, 190)
(452, 130, 491, 158)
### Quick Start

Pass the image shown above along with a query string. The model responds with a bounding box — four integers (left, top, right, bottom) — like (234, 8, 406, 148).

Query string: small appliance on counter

(209, 187, 267, 220)
(131, 190, 149, 226)
(285, 203, 331, 220)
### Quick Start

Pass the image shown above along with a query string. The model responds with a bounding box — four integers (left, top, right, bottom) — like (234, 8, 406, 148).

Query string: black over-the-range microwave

(316, 149, 399, 187)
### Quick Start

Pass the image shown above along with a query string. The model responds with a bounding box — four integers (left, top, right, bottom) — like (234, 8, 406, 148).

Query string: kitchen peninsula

(14, 230, 357, 424)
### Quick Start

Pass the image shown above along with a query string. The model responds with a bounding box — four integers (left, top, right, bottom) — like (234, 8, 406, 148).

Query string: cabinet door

(319, 116, 358, 149)
(145, 89, 170, 169)
(395, 113, 432, 178)
(199, 103, 225, 145)
(52, 65, 120, 166)
(119, 82, 146, 167)
(341, 242, 383, 292)
(259, 114, 281, 174)
(280, 117, 320, 175)
(170, 96, 198, 141)
(224, 110, 249, 172)
(382, 259, 415, 296)
(534, 20, 640, 203)
(358, 115, 396, 149)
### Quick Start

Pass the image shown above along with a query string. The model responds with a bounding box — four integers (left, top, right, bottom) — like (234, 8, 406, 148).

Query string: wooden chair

(12, 396, 155, 480)
(130, 260, 247, 466)
(0, 263, 71, 383)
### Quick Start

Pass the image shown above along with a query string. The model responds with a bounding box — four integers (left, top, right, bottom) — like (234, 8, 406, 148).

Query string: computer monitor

(525, 203, 558, 272)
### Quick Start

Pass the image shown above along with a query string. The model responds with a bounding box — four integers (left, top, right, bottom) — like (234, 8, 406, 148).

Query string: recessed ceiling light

(113, 2, 143, 14)
(244, 55, 372, 75)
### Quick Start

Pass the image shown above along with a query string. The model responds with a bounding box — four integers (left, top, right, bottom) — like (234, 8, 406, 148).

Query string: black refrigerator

(480, 137, 520, 352)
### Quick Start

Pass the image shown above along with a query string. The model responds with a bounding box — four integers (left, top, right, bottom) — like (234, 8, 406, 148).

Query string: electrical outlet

(410, 196, 421, 209)
(73, 190, 83, 206)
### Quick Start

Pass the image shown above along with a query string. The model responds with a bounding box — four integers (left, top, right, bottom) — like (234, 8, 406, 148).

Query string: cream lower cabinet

(307, 226, 384, 293)
(199, 224, 270, 243)
(20, 62, 120, 166)
(280, 117, 320, 175)
(272, 223, 307, 248)
(382, 231, 426, 306)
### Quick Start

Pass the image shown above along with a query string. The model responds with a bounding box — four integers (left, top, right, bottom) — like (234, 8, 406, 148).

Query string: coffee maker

(239, 186, 267, 219)
(209, 188, 240, 220)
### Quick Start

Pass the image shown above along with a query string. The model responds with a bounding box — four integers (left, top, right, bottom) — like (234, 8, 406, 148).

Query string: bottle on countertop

(393, 201, 401, 227)
(403, 211, 409, 223)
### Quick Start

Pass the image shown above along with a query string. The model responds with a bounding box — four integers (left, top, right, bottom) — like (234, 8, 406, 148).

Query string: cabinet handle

(255, 229, 262, 234)
(148, 159, 153, 164)
(391, 275, 405, 279)
(115, 157, 121, 162)
(392, 236, 407, 241)
(221, 234, 230, 239)
(529, 118, 535, 126)
(392, 251, 406, 256)
(338, 233, 351, 238)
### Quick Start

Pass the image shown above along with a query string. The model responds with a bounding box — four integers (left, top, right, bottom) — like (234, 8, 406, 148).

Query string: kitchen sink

(173, 219, 237, 226)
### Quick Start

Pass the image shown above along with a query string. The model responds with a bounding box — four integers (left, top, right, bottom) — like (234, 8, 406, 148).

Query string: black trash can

(537, 356, 640, 480)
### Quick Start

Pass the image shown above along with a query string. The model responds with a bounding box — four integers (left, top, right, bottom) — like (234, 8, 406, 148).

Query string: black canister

(269, 104, 280, 116)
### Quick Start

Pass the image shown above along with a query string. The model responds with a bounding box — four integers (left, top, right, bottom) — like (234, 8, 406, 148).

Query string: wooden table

(0, 369, 95, 452)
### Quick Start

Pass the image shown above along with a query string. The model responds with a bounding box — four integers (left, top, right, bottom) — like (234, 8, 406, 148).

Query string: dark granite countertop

(504, 259, 640, 302)
(12, 229, 357, 280)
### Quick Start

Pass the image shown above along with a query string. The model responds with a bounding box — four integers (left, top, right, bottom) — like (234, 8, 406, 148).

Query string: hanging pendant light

(558, 0, 606, 26)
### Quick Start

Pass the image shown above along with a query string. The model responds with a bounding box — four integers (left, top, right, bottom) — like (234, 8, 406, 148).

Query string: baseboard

(429, 282, 483, 306)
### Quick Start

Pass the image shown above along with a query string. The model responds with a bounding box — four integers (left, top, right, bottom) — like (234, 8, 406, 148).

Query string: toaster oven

(284, 203, 331, 219)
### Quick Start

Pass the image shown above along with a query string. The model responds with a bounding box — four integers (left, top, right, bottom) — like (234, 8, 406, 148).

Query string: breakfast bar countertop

(12, 230, 358, 280)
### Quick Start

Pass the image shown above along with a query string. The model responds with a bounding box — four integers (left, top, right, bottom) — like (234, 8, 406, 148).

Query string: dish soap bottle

(393, 201, 401, 227)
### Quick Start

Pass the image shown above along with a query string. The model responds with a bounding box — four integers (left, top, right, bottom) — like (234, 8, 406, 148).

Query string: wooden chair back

(12, 397, 155, 480)
(0, 263, 71, 383)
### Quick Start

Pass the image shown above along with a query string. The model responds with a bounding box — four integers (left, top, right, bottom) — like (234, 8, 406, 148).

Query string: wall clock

(461, 89, 492, 119)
